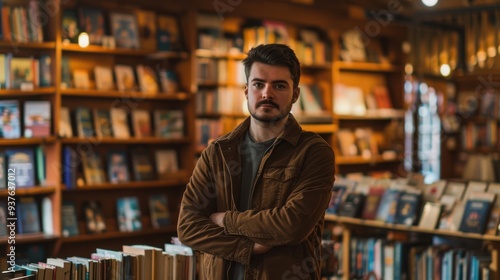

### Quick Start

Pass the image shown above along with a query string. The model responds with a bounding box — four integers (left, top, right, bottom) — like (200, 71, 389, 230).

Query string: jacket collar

(215, 113, 302, 147)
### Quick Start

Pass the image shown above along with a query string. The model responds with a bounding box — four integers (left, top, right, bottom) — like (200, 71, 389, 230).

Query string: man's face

(245, 62, 299, 123)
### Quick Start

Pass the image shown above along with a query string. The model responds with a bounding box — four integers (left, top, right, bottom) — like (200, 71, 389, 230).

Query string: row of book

(196, 87, 248, 116)
(0, 147, 45, 188)
(4, 242, 195, 280)
(328, 175, 500, 235)
(0, 0, 44, 43)
(457, 89, 500, 120)
(62, 147, 179, 188)
(345, 238, 490, 280)
(461, 120, 498, 150)
(196, 57, 245, 85)
(0, 100, 50, 139)
(64, 62, 179, 95)
(0, 54, 52, 90)
(334, 84, 394, 116)
(0, 197, 52, 236)
(59, 107, 184, 140)
(62, 7, 184, 51)
(61, 195, 171, 237)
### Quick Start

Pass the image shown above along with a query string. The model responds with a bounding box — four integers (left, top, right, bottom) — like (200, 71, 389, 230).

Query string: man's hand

(252, 243, 272, 254)
(210, 212, 225, 227)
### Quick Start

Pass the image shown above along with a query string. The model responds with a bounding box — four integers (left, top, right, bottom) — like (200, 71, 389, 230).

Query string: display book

(1, 238, 196, 280)
(324, 174, 498, 279)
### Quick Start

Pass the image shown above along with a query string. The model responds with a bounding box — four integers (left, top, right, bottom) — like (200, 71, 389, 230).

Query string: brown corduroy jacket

(177, 114, 335, 280)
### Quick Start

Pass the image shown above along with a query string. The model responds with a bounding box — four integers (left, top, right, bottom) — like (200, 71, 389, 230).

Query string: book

(38, 55, 52, 87)
(131, 109, 152, 138)
(372, 85, 393, 109)
(361, 186, 386, 220)
(0, 202, 7, 237)
(23, 101, 51, 138)
(155, 149, 178, 180)
(17, 197, 41, 234)
(135, 9, 157, 51)
(73, 69, 90, 89)
(114, 65, 136, 92)
(78, 7, 106, 45)
(61, 201, 79, 237)
(136, 65, 159, 94)
(131, 148, 155, 181)
(326, 185, 347, 215)
(110, 108, 131, 138)
(59, 107, 73, 138)
(81, 151, 106, 185)
(376, 188, 402, 223)
(149, 194, 171, 228)
(459, 192, 495, 234)
(157, 14, 183, 51)
(154, 110, 184, 138)
(75, 107, 94, 138)
(107, 150, 130, 183)
(110, 12, 140, 49)
(82, 200, 106, 234)
(417, 202, 442, 229)
(10, 57, 34, 89)
(116, 196, 142, 232)
(0, 153, 5, 189)
(394, 190, 421, 226)
(94, 66, 114, 90)
(93, 109, 113, 138)
(0, 100, 21, 139)
(337, 193, 365, 217)
(5, 148, 35, 187)
(61, 8, 79, 44)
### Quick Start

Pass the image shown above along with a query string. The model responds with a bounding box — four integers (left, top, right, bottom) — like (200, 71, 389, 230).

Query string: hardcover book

(394, 190, 422, 226)
(459, 192, 495, 234)
(110, 12, 140, 49)
(155, 149, 178, 180)
(107, 150, 130, 183)
(81, 151, 106, 185)
(361, 186, 386, 220)
(149, 194, 171, 228)
(337, 193, 365, 218)
(24, 101, 51, 138)
(10, 57, 34, 89)
(376, 188, 403, 223)
(0, 100, 21, 139)
(17, 197, 41, 234)
(78, 7, 106, 45)
(114, 64, 136, 92)
(82, 200, 107, 234)
(131, 148, 155, 181)
(131, 109, 152, 138)
(116, 196, 142, 232)
(417, 202, 443, 229)
(154, 109, 184, 139)
(136, 65, 159, 94)
(93, 109, 113, 138)
(61, 8, 79, 44)
(110, 108, 131, 139)
(94, 66, 114, 91)
(326, 185, 347, 215)
(5, 148, 35, 187)
(75, 107, 94, 138)
(61, 201, 79, 237)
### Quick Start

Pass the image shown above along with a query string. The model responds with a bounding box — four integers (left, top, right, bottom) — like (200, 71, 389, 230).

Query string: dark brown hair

(242, 44, 301, 88)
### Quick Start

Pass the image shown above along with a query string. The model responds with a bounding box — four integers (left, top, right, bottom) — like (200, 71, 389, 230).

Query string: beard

(249, 99, 293, 123)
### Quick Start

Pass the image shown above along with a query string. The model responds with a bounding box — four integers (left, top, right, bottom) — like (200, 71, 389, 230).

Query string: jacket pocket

(261, 167, 298, 207)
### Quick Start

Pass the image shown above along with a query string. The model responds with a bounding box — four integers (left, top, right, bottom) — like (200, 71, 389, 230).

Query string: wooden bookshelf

(60, 137, 191, 145)
(335, 155, 401, 165)
(58, 226, 177, 244)
(195, 49, 246, 60)
(333, 61, 402, 73)
(0, 233, 59, 246)
(0, 186, 57, 197)
(0, 88, 56, 96)
(0, 41, 56, 49)
(0, 136, 57, 146)
(60, 89, 190, 100)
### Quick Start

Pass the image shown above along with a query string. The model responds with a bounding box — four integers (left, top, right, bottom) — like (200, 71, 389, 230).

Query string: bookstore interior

(2, 0, 500, 278)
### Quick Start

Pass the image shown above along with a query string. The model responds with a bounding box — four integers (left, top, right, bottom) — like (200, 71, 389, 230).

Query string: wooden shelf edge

(62, 44, 188, 58)
(0, 186, 57, 196)
(60, 137, 190, 145)
(325, 214, 500, 242)
(334, 61, 402, 72)
(334, 110, 405, 120)
(0, 233, 59, 245)
(63, 172, 189, 191)
(0, 87, 56, 96)
(60, 89, 190, 100)
(195, 49, 246, 60)
(0, 41, 56, 49)
(0, 136, 57, 146)
(301, 123, 337, 133)
(336, 155, 400, 165)
(58, 226, 177, 243)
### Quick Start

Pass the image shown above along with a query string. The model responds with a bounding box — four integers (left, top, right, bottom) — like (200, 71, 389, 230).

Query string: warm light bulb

(405, 63, 414, 75)
(422, 0, 438, 7)
(78, 32, 89, 48)
(440, 64, 451, 77)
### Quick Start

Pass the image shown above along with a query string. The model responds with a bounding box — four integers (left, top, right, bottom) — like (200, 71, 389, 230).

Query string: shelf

(0, 233, 59, 245)
(197, 113, 248, 119)
(0, 136, 57, 146)
(0, 87, 56, 96)
(63, 171, 189, 191)
(195, 49, 246, 60)
(336, 155, 400, 165)
(0, 41, 56, 49)
(460, 147, 500, 154)
(61, 44, 188, 58)
(335, 110, 405, 120)
(301, 123, 337, 134)
(325, 214, 500, 242)
(0, 186, 57, 196)
(59, 226, 177, 243)
(301, 62, 332, 70)
(60, 137, 190, 145)
(334, 61, 402, 73)
(197, 82, 245, 88)
(60, 89, 190, 101)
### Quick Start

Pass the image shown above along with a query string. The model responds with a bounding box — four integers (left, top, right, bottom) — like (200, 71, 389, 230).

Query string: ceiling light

(422, 0, 438, 7)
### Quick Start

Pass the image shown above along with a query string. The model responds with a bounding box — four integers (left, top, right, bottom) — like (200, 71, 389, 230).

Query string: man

(178, 44, 335, 279)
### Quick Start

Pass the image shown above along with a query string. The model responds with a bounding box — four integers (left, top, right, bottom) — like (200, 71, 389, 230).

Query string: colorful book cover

(114, 64, 136, 92)
(326, 185, 347, 215)
(82, 200, 107, 234)
(459, 194, 495, 234)
(94, 66, 114, 90)
(148, 194, 171, 228)
(394, 191, 422, 226)
(24, 101, 51, 138)
(132, 109, 152, 138)
(136, 65, 159, 94)
(131, 148, 155, 181)
(337, 193, 365, 218)
(81, 151, 105, 185)
(5, 148, 35, 187)
(135, 9, 157, 51)
(116, 196, 142, 232)
(154, 109, 184, 138)
(61, 8, 79, 43)
(110, 108, 130, 139)
(79, 7, 106, 45)
(107, 150, 130, 183)
(0, 100, 21, 139)
(157, 14, 182, 51)
(38, 55, 52, 87)
(10, 57, 34, 89)
(110, 12, 140, 49)
(93, 109, 113, 138)
(75, 107, 94, 138)
(155, 149, 178, 180)
(59, 107, 73, 138)
(17, 197, 41, 234)
(361, 186, 386, 220)
(376, 188, 402, 223)
(61, 201, 79, 237)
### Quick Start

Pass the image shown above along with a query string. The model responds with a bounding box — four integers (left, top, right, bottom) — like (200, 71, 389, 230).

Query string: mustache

(256, 100, 279, 109)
